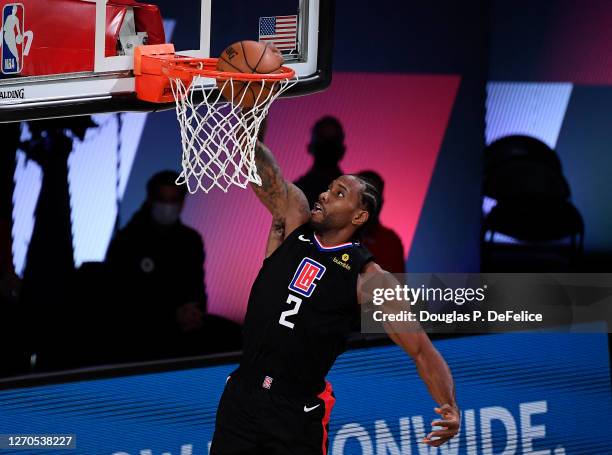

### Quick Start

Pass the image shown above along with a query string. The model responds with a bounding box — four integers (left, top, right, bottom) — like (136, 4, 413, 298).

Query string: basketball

(216, 41, 284, 108)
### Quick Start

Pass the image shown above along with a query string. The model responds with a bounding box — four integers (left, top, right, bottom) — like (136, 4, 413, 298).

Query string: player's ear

(352, 209, 369, 227)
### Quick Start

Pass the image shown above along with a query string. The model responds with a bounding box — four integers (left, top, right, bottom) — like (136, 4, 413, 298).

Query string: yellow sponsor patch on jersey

(333, 256, 351, 270)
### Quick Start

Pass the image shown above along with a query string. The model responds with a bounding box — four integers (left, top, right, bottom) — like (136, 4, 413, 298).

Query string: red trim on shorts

(317, 381, 336, 455)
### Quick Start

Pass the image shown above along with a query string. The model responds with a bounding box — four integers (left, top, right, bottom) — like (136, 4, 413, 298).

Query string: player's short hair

(146, 170, 187, 199)
(357, 170, 384, 196)
(352, 175, 382, 233)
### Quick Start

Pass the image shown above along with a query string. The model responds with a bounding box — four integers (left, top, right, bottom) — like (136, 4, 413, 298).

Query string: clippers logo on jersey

(2, 3, 33, 75)
(289, 257, 326, 298)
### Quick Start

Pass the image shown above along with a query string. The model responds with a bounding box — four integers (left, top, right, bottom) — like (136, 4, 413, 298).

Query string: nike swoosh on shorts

(304, 404, 320, 412)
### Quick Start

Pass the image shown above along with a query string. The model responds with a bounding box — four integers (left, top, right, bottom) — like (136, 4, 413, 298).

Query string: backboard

(0, 0, 334, 122)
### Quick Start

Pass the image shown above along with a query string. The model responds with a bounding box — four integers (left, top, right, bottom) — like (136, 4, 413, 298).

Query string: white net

(170, 75, 297, 193)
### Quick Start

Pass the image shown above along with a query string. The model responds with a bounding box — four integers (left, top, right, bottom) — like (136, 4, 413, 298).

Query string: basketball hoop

(134, 44, 297, 193)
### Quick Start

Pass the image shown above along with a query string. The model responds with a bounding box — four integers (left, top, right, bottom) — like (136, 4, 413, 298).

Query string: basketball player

(210, 140, 459, 454)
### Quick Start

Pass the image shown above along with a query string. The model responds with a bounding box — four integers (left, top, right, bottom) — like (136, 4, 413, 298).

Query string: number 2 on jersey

(279, 294, 302, 329)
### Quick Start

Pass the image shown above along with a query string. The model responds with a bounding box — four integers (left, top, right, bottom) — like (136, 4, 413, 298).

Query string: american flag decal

(258, 15, 298, 52)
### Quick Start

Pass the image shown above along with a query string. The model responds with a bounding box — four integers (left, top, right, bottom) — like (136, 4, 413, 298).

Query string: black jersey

(240, 223, 374, 394)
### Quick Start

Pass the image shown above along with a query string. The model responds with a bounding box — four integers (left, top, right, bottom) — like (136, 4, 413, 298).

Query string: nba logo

(289, 257, 326, 298)
(2, 3, 25, 74)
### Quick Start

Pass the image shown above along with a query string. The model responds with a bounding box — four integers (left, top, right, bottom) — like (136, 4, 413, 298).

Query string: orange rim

(134, 45, 296, 104)
(164, 56, 296, 82)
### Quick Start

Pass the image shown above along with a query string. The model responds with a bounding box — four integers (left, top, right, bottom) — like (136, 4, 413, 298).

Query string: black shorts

(210, 371, 335, 455)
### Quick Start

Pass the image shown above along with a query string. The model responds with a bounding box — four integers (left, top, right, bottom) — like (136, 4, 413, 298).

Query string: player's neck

(313, 229, 354, 247)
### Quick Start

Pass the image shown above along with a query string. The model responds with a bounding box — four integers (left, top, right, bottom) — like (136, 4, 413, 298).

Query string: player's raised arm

(252, 140, 288, 215)
(252, 140, 310, 243)
(358, 262, 460, 447)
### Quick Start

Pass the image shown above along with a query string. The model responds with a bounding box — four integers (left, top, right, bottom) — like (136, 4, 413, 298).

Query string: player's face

(311, 175, 367, 231)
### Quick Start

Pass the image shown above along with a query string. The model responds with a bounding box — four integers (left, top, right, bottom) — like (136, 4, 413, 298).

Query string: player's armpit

(357, 261, 385, 305)
(263, 186, 309, 258)
(264, 217, 286, 258)
(284, 183, 310, 234)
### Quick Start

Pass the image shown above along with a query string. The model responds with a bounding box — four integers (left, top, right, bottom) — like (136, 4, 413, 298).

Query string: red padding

(0, 0, 165, 77)
(317, 381, 336, 455)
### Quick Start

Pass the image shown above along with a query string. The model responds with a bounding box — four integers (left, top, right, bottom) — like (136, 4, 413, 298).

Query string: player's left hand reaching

(423, 404, 460, 447)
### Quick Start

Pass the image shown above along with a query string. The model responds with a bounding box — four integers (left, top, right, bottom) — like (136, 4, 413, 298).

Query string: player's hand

(423, 404, 460, 447)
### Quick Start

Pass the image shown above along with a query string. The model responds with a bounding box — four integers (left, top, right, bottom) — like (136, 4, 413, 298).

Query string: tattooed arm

(252, 140, 310, 257)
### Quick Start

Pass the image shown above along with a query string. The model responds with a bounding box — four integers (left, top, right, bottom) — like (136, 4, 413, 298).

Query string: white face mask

(151, 202, 181, 226)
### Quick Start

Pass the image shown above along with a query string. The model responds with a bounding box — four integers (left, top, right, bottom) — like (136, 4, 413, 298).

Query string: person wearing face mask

(294, 116, 346, 208)
(105, 170, 208, 361)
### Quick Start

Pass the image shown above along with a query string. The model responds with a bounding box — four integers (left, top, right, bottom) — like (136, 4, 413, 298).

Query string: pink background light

(182, 72, 460, 322)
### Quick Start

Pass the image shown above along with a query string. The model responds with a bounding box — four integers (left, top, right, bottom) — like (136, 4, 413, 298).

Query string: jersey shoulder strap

(352, 241, 375, 272)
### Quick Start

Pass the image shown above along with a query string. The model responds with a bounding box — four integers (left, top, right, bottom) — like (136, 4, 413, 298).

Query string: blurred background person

(106, 170, 207, 361)
(18, 117, 98, 373)
(294, 116, 346, 207)
(357, 170, 405, 273)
